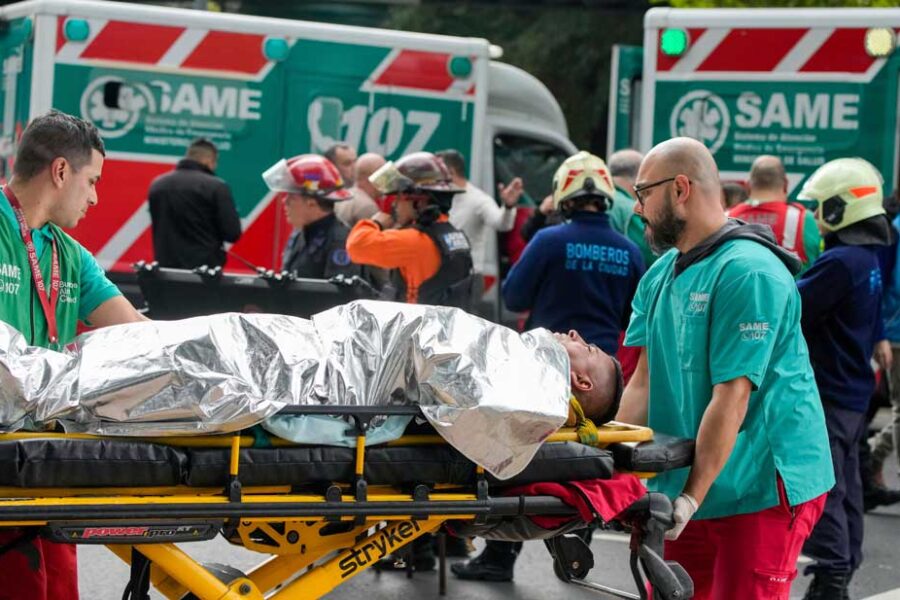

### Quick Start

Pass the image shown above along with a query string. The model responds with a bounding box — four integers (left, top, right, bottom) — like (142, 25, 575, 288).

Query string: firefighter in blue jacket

(796, 158, 894, 599)
(502, 151, 645, 355)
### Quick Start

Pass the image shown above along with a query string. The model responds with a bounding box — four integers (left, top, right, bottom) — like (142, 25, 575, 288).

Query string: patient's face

(554, 330, 616, 421)
(554, 330, 602, 374)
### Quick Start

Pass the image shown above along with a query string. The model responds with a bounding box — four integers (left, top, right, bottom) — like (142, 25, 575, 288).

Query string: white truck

(0, 0, 576, 316)
(610, 7, 900, 194)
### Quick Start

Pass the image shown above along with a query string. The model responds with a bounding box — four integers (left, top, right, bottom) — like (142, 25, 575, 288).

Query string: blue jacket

(798, 240, 885, 412)
(881, 216, 900, 342)
(502, 211, 645, 355)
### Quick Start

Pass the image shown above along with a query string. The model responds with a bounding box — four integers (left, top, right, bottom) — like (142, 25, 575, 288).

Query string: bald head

(609, 149, 644, 197)
(748, 155, 787, 196)
(642, 137, 720, 197)
(354, 153, 386, 198)
(637, 137, 727, 253)
(609, 149, 643, 181)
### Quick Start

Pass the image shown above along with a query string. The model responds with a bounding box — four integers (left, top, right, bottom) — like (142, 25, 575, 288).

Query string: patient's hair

(576, 354, 624, 424)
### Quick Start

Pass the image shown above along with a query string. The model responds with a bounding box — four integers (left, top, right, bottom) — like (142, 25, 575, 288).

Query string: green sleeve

(77, 243, 122, 321)
(801, 211, 822, 272)
(608, 190, 635, 234)
(607, 201, 628, 233)
(708, 271, 793, 388)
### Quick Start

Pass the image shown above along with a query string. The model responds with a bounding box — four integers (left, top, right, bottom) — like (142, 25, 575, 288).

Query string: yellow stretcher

(0, 406, 695, 600)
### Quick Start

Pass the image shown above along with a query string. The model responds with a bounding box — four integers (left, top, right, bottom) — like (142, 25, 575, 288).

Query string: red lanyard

(4, 187, 60, 344)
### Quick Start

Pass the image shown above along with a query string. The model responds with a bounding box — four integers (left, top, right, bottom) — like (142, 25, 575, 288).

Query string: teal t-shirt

(625, 239, 834, 519)
(0, 189, 121, 329)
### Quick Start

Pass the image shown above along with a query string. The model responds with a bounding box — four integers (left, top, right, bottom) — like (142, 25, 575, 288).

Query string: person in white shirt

(335, 152, 385, 227)
(437, 149, 523, 300)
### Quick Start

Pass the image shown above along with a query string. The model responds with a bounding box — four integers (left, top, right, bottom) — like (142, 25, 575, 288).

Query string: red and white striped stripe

(55, 18, 278, 81)
(361, 49, 476, 100)
(657, 27, 892, 83)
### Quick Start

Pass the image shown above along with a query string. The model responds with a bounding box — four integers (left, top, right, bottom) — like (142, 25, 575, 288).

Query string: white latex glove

(665, 493, 699, 541)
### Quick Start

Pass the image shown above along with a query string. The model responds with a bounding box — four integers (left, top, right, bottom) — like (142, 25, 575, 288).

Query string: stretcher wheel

(553, 555, 592, 582)
(547, 533, 594, 582)
(181, 563, 248, 600)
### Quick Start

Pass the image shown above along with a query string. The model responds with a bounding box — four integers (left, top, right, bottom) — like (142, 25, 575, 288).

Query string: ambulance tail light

(660, 28, 689, 57)
(865, 28, 895, 58)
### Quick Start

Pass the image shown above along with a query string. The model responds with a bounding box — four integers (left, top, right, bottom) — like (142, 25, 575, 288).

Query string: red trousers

(0, 532, 78, 600)
(664, 482, 826, 600)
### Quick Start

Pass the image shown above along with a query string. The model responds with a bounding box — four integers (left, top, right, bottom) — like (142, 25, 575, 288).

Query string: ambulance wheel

(181, 563, 248, 599)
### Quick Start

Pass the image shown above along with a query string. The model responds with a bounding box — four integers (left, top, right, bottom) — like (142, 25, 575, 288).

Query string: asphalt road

(78, 411, 900, 600)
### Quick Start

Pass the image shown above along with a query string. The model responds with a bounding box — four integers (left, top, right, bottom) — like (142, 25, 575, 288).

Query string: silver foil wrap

(309, 301, 570, 478)
(0, 313, 321, 435)
(0, 301, 570, 479)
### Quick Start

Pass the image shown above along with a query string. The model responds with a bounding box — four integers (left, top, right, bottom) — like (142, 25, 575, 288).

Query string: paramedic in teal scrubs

(616, 137, 833, 600)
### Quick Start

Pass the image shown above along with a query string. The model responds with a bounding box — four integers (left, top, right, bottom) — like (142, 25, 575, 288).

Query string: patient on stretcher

(0, 301, 696, 600)
(0, 300, 622, 481)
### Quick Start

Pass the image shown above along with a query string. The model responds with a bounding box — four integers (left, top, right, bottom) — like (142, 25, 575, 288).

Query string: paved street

(79, 411, 900, 599)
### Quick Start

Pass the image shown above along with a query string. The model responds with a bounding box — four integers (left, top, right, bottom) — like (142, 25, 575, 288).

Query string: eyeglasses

(633, 176, 677, 207)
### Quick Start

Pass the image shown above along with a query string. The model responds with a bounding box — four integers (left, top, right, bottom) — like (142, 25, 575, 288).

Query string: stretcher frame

(0, 406, 690, 600)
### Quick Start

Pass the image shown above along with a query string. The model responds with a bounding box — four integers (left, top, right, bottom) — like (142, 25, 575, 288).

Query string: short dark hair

(722, 182, 749, 209)
(324, 143, 352, 164)
(186, 137, 217, 162)
(577, 354, 624, 424)
(315, 198, 334, 212)
(566, 194, 609, 214)
(436, 149, 465, 178)
(13, 110, 105, 180)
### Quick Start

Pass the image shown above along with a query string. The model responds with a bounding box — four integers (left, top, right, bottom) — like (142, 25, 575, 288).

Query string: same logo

(80, 75, 263, 139)
(80, 76, 156, 139)
(669, 90, 730, 155)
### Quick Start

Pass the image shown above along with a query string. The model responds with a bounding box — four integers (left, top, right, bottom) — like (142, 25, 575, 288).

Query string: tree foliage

(383, 5, 644, 153)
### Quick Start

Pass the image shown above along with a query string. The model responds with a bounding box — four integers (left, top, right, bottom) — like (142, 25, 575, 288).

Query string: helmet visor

(262, 159, 300, 194)
(263, 158, 353, 201)
(369, 161, 413, 196)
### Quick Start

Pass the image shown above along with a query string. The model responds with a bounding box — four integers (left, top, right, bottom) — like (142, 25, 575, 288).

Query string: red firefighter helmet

(262, 154, 352, 201)
(370, 152, 463, 212)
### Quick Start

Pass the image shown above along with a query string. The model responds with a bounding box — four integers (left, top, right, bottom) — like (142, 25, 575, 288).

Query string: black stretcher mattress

(0, 436, 693, 489)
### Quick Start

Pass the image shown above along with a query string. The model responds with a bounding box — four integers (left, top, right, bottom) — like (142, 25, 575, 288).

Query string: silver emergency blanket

(0, 300, 570, 479)
(0, 313, 322, 435)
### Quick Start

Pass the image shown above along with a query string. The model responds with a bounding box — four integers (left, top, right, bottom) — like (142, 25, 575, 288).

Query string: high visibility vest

(728, 200, 809, 263)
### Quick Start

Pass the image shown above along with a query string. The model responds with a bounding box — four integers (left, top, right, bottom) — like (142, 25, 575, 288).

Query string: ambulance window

(493, 135, 570, 207)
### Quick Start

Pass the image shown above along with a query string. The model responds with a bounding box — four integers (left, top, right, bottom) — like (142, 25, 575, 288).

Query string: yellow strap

(569, 397, 600, 446)
(229, 434, 241, 476)
(355, 435, 366, 476)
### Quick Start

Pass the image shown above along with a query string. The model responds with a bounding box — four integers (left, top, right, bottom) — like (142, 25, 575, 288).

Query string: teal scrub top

(625, 239, 834, 519)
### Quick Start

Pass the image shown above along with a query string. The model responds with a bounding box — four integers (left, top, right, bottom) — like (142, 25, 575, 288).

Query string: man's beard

(643, 189, 686, 254)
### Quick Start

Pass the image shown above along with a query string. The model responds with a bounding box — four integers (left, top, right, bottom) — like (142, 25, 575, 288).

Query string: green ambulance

(0, 0, 576, 322)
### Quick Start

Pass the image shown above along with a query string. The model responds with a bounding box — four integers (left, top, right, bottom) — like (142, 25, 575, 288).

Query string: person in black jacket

(148, 138, 242, 269)
(262, 153, 360, 279)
